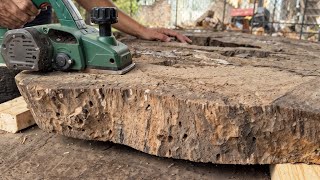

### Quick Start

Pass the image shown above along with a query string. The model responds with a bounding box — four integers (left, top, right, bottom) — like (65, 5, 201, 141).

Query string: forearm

(75, 0, 145, 38)
(75, 0, 191, 43)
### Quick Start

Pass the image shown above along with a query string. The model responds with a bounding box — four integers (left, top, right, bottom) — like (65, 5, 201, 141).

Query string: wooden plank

(0, 97, 26, 112)
(0, 97, 35, 133)
(270, 164, 320, 180)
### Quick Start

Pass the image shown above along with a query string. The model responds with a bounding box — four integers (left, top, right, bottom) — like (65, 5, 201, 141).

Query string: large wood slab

(16, 32, 320, 164)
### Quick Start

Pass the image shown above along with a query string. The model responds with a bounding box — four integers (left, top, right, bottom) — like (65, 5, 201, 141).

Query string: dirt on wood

(0, 127, 270, 179)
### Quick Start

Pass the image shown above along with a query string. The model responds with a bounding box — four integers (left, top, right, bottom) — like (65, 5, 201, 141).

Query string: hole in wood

(216, 154, 220, 161)
(183, 134, 188, 140)
(157, 134, 165, 141)
(99, 89, 105, 98)
(89, 101, 93, 107)
(252, 137, 256, 142)
(145, 104, 151, 111)
(76, 118, 83, 125)
(82, 108, 89, 116)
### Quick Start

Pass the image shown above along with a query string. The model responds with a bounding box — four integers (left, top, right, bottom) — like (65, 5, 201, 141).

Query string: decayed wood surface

(16, 32, 320, 164)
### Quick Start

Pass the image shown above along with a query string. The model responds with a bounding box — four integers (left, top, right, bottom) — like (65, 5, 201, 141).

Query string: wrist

(135, 25, 149, 39)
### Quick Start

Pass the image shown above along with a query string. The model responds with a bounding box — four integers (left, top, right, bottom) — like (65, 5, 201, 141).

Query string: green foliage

(113, 0, 139, 16)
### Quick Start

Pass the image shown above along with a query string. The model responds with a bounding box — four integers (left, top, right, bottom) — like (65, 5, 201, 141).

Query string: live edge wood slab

(15, 32, 320, 164)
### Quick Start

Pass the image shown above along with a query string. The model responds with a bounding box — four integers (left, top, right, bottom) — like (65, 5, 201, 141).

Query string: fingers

(12, 0, 40, 20)
(152, 31, 171, 42)
(140, 27, 192, 43)
(159, 28, 186, 43)
(25, 0, 40, 16)
(176, 34, 187, 43)
(0, 7, 26, 28)
(0, 20, 13, 29)
(16, 0, 39, 17)
(156, 28, 192, 43)
(9, 4, 31, 25)
(6, 18, 24, 29)
(184, 36, 193, 43)
(155, 33, 171, 42)
(0, 18, 22, 29)
(0, 0, 39, 29)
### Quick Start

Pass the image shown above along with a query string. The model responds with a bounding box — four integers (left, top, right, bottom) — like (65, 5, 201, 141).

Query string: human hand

(0, 0, 39, 29)
(139, 27, 192, 43)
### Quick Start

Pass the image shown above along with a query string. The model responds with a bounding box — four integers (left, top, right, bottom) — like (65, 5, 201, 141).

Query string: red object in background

(231, 8, 254, 17)
(39, 2, 51, 10)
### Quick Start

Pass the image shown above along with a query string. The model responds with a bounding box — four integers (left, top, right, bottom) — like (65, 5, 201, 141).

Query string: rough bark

(16, 32, 320, 164)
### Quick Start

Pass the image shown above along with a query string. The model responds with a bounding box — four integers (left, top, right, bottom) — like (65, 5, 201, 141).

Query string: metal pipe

(250, 0, 257, 34)
(130, 0, 133, 17)
(222, 0, 227, 24)
(271, 0, 278, 35)
(175, 0, 178, 27)
(258, 0, 264, 7)
(300, 0, 309, 40)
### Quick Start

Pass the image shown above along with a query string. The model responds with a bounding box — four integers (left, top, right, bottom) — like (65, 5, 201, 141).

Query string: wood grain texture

(270, 164, 320, 180)
(16, 32, 320, 164)
(0, 97, 35, 133)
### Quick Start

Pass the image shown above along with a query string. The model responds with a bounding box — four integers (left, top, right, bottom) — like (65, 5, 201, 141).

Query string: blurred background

(61, 0, 320, 42)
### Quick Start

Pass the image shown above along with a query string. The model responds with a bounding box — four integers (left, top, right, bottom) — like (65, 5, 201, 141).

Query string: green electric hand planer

(0, 0, 135, 74)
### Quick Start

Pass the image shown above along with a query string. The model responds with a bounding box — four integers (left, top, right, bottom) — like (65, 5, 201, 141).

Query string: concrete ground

(0, 126, 270, 179)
